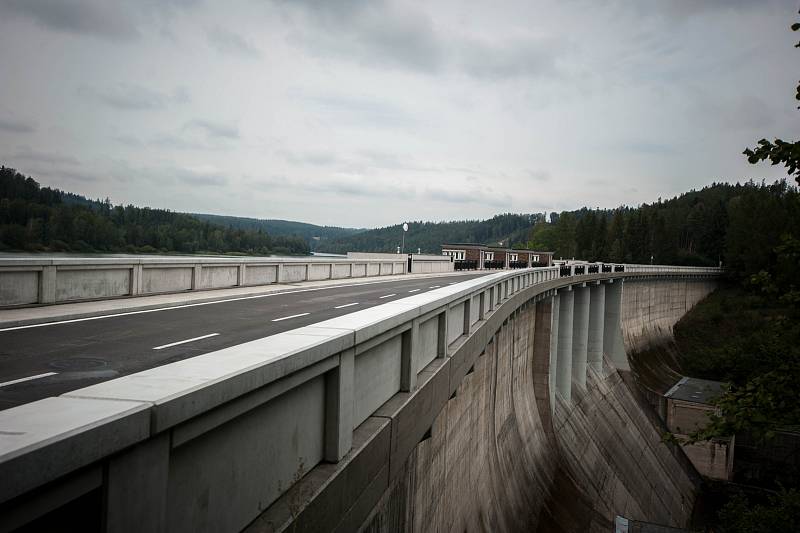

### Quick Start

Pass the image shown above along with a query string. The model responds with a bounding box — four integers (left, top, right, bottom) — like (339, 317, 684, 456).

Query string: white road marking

(0, 277, 453, 333)
(334, 302, 359, 309)
(0, 372, 58, 388)
(429, 285, 440, 288)
(153, 333, 220, 350)
(408, 289, 420, 293)
(448, 282, 457, 285)
(379, 294, 396, 299)
(271, 312, 310, 322)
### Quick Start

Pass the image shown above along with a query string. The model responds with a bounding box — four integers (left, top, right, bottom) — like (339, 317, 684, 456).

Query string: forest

(320, 180, 799, 285)
(317, 213, 545, 255)
(528, 180, 800, 281)
(0, 166, 309, 255)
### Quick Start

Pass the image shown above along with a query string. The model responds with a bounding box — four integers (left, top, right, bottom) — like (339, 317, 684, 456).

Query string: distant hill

(192, 213, 364, 250)
(0, 166, 309, 255)
(316, 214, 545, 254)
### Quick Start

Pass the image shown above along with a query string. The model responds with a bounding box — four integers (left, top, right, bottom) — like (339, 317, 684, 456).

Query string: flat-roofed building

(441, 244, 552, 269)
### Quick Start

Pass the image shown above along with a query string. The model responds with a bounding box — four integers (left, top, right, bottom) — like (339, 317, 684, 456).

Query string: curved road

(0, 273, 488, 410)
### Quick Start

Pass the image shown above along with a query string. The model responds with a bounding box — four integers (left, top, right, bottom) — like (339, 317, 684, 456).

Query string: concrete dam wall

(0, 266, 720, 533)
(357, 277, 715, 532)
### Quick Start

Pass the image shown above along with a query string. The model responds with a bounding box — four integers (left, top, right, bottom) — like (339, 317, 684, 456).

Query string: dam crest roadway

(0, 260, 721, 532)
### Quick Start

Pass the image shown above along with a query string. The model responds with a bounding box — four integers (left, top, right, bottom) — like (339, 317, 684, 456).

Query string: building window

(485, 252, 494, 261)
(509, 253, 518, 262)
(532, 255, 539, 262)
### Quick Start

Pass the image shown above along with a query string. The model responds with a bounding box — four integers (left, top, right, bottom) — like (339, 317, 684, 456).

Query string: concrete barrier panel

(448, 302, 465, 344)
(0, 271, 39, 306)
(352, 264, 367, 277)
(308, 263, 331, 281)
(199, 266, 238, 289)
(470, 294, 480, 326)
(331, 264, 351, 279)
(417, 316, 439, 372)
(380, 263, 392, 276)
(166, 376, 326, 533)
(56, 268, 131, 302)
(244, 265, 277, 286)
(366, 264, 380, 277)
(142, 267, 193, 294)
(354, 336, 402, 427)
(282, 264, 306, 282)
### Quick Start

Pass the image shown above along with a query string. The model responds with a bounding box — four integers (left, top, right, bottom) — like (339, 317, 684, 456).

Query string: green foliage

(0, 166, 309, 255)
(742, 12, 800, 187)
(718, 489, 800, 533)
(669, 285, 800, 444)
(192, 213, 363, 247)
(318, 213, 544, 254)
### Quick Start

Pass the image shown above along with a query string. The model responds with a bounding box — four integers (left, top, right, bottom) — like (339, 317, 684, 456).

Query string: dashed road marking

(408, 289, 420, 293)
(271, 313, 310, 322)
(334, 302, 359, 309)
(0, 372, 58, 388)
(153, 333, 220, 350)
(379, 294, 397, 299)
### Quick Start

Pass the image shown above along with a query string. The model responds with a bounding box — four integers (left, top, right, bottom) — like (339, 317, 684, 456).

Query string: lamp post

(401, 222, 408, 254)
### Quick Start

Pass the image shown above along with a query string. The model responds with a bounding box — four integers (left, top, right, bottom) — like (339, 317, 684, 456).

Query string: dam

(0, 264, 719, 532)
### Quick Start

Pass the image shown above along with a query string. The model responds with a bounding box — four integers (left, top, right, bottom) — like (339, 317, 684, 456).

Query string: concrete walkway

(0, 270, 483, 328)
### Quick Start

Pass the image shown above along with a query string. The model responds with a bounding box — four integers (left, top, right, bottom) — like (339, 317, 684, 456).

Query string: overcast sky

(0, 0, 797, 228)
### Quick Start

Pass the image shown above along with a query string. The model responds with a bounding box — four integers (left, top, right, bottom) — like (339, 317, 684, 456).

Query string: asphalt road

(0, 273, 488, 410)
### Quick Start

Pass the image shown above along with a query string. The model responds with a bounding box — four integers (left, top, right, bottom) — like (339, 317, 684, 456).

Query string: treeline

(0, 166, 309, 255)
(528, 180, 800, 279)
(192, 213, 363, 248)
(318, 213, 544, 254)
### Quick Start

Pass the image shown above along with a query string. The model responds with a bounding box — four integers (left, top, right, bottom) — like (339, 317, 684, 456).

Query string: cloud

(81, 84, 189, 111)
(294, 91, 418, 130)
(0, 117, 35, 134)
(281, 150, 340, 166)
(250, 173, 415, 200)
(0, 0, 139, 41)
(111, 134, 143, 147)
(528, 170, 550, 182)
(174, 167, 229, 187)
(425, 187, 512, 208)
(206, 27, 261, 59)
(277, 0, 445, 73)
(184, 119, 240, 139)
(457, 37, 558, 80)
(5, 146, 79, 166)
(275, 0, 564, 80)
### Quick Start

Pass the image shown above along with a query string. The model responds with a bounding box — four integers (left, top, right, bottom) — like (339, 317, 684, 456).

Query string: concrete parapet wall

(0, 265, 720, 532)
(0, 256, 407, 307)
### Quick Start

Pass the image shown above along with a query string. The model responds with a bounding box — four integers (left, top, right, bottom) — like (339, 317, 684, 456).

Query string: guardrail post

(104, 433, 170, 533)
(463, 297, 472, 336)
(237, 264, 246, 287)
(437, 309, 448, 358)
(325, 349, 354, 462)
(191, 265, 201, 290)
(130, 264, 142, 296)
(401, 320, 419, 391)
(38, 266, 56, 303)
